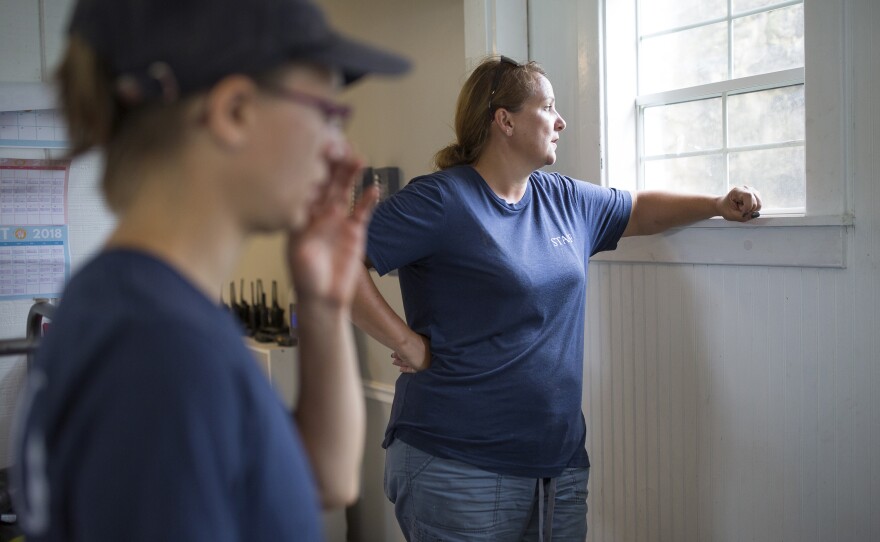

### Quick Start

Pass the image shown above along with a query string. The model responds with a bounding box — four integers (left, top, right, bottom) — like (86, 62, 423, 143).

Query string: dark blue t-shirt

(367, 166, 631, 478)
(12, 250, 322, 541)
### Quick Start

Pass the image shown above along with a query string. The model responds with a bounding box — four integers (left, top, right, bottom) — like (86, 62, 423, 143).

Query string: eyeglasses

(262, 86, 352, 128)
(488, 56, 520, 115)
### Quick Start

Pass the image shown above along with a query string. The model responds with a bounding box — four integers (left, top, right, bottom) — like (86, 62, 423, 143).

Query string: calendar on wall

(0, 109, 68, 149)
(0, 158, 71, 300)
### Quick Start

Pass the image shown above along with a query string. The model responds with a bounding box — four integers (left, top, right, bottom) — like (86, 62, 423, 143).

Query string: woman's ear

(493, 108, 515, 136)
(202, 75, 261, 149)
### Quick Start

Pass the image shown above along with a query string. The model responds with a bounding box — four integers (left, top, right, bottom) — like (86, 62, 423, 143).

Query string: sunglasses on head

(488, 56, 520, 115)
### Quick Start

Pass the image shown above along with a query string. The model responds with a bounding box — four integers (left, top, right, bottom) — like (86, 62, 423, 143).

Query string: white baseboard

(362, 379, 395, 404)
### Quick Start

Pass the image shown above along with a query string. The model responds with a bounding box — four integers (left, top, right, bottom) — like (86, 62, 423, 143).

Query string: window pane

(728, 85, 804, 147)
(733, 4, 804, 78)
(729, 146, 805, 210)
(640, 22, 728, 94)
(639, 0, 726, 35)
(644, 155, 726, 194)
(644, 98, 722, 156)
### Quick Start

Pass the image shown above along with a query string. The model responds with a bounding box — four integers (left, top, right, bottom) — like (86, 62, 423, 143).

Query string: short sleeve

(569, 177, 632, 256)
(367, 176, 447, 275)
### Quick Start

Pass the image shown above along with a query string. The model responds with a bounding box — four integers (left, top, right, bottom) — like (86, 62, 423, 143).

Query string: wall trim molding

(363, 379, 395, 405)
(463, 0, 528, 67)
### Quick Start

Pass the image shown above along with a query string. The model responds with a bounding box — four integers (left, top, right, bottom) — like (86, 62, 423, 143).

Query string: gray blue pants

(384, 439, 590, 541)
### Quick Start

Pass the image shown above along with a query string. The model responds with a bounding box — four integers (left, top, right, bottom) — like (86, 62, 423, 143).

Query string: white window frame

(527, 0, 853, 268)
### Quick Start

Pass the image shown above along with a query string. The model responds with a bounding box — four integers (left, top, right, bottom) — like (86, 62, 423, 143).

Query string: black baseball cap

(67, 0, 410, 102)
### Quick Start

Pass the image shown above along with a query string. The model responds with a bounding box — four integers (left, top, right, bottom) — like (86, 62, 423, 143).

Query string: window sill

(684, 214, 853, 228)
(591, 214, 852, 268)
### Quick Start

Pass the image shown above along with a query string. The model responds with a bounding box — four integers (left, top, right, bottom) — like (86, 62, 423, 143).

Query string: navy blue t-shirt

(12, 250, 322, 541)
(368, 166, 631, 478)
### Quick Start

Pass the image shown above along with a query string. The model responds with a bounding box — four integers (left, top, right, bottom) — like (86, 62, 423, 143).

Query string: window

(581, 0, 852, 267)
(636, 1, 805, 215)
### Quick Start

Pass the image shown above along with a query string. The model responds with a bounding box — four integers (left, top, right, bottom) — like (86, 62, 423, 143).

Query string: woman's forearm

(623, 191, 721, 237)
(351, 266, 417, 352)
(623, 186, 761, 237)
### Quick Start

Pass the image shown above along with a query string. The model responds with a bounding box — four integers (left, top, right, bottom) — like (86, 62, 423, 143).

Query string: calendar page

(0, 159, 71, 299)
(0, 225, 69, 299)
(0, 158, 68, 225)
(0, 109, 68, 149)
